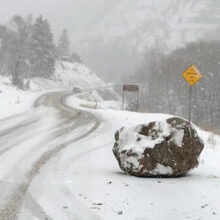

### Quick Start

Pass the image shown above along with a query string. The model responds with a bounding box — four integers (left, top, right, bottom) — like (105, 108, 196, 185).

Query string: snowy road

(0, 91, 100, 219)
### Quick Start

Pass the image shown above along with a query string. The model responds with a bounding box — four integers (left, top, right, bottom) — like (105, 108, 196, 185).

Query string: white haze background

(0, 0, 118, 41)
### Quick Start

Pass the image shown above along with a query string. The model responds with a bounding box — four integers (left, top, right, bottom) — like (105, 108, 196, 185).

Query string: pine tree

(57, 29, 71, 58)
(0, 15, 32, 88)
(30, 16, 56, 78)
(0, 25, 9, 75)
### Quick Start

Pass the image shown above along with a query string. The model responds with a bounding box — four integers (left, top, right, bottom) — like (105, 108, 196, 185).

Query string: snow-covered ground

(1, 60, 219, 219)
(0, 61, 104, 119)
(0, 75, 43, 119)
(24, 93, 220, 220)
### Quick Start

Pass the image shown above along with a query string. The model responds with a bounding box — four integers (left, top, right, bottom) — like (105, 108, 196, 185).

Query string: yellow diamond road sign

(182, 64, 202, 86)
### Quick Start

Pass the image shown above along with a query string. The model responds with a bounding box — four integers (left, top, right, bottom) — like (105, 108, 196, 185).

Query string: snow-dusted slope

(30, 61, 104, 91)
(77, 0, 220, 80)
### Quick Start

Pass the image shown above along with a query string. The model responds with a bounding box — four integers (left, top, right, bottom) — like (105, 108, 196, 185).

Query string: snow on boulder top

(118, 120, 185, 154)
(113, 117, 204, 177)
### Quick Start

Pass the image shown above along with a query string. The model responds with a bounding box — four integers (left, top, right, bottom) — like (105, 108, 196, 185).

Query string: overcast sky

(0, 0, 118, 42)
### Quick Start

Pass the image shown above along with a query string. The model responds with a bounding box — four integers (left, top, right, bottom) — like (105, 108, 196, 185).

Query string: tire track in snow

(22, 193, 53, 220)
(0, 91, 101, 220)
(0, 118, 39, 139)
(0, 92, 82, 157)
(0, 112, 78, 157)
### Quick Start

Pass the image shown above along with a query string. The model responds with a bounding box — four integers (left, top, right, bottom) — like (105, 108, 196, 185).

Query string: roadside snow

(0, 76, 43, 119)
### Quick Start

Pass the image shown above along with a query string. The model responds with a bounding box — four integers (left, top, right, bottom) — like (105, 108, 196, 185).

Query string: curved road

(0, 91, 100, 219)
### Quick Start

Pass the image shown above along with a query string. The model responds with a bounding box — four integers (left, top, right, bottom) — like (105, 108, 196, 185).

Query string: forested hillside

(0, 15, 80, 89)
(77, 0, 220, 81)
(133, 41, 220, 132)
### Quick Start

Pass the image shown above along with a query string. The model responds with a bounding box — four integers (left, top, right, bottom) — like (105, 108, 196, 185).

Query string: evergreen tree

(0, 15, 32, 88)
(30, 16, 56, 78)
(57, 29, 71, 57)
(0, 25, 9, 75)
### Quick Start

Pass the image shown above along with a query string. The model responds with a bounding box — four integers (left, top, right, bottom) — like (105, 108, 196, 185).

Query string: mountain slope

(31, 61, 104, 90)
(77, 0, 220, 80)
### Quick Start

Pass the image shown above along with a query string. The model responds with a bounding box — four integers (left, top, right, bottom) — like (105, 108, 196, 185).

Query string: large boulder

(113, 117, 204, 177)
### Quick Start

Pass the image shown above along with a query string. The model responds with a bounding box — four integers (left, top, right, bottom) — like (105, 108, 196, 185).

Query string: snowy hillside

(0, 61, 104, 119)
(77, 0, 220, 79)
(30, 61, 104, 91)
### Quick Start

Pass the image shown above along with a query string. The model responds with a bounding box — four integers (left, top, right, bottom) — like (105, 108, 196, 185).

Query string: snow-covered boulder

(113, 117, 204, 177)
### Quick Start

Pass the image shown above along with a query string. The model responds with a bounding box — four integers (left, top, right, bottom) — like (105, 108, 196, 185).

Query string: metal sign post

(182, 64, 202, 122)
(188, 86, 192, 122)
(122, 89, 125, 110)
(122, 85, 139, 111)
